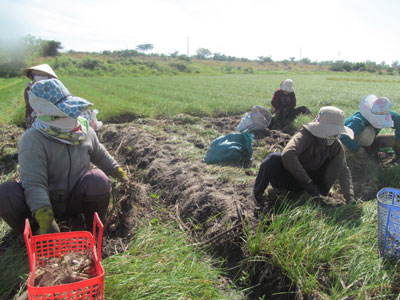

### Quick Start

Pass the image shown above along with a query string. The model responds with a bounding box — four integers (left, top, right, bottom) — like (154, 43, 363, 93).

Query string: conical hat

(24, 64, 58, 80)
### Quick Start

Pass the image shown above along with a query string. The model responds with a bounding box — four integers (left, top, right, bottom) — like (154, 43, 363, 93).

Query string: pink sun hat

(359, 94, 393, 129)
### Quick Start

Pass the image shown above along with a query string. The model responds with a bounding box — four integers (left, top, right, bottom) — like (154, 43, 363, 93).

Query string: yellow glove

(35, 206, 60, 235)
(112, 166, 129, 182)
(393, 140, 400, 158)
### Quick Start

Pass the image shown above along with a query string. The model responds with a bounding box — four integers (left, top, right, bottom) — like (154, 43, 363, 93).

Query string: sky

(1, 0, 400, 64)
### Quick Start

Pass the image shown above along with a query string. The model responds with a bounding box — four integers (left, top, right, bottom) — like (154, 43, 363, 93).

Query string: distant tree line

(0, 35, 63, 77)
(1, 35, 400, 78)
(192, 47, 400, 74)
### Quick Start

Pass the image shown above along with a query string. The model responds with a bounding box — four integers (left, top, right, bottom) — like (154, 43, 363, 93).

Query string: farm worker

(23, 64, 58, 129)
(268, 79, 311, 128)
(0, 78, 128, 235)
(339, 94, 400, 160)
(254, 106, 355, 209)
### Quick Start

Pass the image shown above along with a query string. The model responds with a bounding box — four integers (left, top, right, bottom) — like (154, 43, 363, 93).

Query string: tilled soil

(99, 120, 256, 253)
(97, 115, 397, 299)
(97, 116, 300, 298)
(1, 115, 397, 300)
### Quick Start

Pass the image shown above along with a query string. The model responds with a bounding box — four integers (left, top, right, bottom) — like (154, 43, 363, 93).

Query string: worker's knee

(77, 168, 111, 197)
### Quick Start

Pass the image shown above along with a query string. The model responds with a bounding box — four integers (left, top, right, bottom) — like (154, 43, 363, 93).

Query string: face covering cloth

(32, 116, 89, 145)
(324, 136, 337, 146)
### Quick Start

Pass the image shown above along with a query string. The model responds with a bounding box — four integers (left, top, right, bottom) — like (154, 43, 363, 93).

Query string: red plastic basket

(23, 213, 105, 300)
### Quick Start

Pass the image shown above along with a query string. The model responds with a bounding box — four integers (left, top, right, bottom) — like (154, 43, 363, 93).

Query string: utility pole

(299, 48, 302, 61)
(187, 37, 189, 57)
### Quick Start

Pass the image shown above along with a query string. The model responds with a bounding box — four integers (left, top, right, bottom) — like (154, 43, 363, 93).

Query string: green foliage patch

(3, 73, 400, 127)
(245, 200, 399, 299)
(103, 222, 239, 300)
(0, 221, 28, 300)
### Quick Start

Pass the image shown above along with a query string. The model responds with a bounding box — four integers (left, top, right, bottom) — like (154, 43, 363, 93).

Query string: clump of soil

(102, 181, 154, 257)
(202, 115, 242, 134)
(34, 251, 96, 287)
(0, 125, 24, 179)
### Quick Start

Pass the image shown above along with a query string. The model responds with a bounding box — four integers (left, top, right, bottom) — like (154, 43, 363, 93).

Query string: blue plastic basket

(377, 187, 400, 257)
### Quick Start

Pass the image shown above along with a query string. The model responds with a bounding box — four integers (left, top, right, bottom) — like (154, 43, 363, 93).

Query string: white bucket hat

(359, 94, 393, 129)
(24, 64, 58, 80)
(304, 106, 354, 139)
(280, 79, 295, 93)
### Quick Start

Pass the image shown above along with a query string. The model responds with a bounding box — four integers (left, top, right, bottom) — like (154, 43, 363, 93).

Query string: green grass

(0, 219, 240, 300)
(2, 71, 400, 299)
(56, 73, 400, 122)
(0, 78, 26, 125)
(0, 221, 28, 300)
(382, 165, 400, 188)
(2, 73, 400, 127)
(245, 199, 399, 299)
(103, 221, 240, 300)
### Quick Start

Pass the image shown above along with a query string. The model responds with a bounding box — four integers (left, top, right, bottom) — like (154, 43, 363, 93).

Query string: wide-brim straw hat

(303, 106, 354, 139)
(359, 94, 393, 129)
(280, 79, 295, 93)
(24, 64, 58, 80)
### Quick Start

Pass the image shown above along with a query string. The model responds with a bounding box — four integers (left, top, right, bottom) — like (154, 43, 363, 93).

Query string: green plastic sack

(203, 131, 253, 164)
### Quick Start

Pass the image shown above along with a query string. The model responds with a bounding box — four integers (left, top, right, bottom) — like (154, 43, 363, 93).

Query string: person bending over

(339, 94, 400, 162)
(0, 79, 128, 235)
(254, 106, 355, 210)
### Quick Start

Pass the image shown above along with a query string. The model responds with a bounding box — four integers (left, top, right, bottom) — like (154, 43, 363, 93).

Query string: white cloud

(1, 0, 399, 63)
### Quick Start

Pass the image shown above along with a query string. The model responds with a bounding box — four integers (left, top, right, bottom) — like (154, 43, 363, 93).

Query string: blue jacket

(339, 111, 400, 151)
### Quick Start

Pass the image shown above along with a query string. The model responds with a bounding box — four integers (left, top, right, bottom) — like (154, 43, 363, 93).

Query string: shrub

(178, 55, 191, 62)
(40, 40, 62, 57)
(0, 59, 25, 77)
(353, 62, 366, 72)
(329, 62, 344, 72)
(79, 58, 102, 70)
(169, 63, 190, 72)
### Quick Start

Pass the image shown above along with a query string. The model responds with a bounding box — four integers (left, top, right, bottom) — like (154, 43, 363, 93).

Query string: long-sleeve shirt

(282, 127, 353, 200)
(18, 127, 119, 214)
(270, 89, 296, 112)
(339, 111, 400, 151)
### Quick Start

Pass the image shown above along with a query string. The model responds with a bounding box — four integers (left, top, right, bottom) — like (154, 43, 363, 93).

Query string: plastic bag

(236, 112, 254, 132)
(251, 105, 272, 130)
(81, 109, 103, 131)
(203, 131, 253, 164)
(236, 106, 272, 132)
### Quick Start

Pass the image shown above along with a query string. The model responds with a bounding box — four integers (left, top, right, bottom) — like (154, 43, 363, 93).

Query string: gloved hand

(301, 181, 321, 198)
(35, 206, 60, 235)
(301, 181, 328, 206)
(393, 140, 400, 158)
(112, 166, 129, 182)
